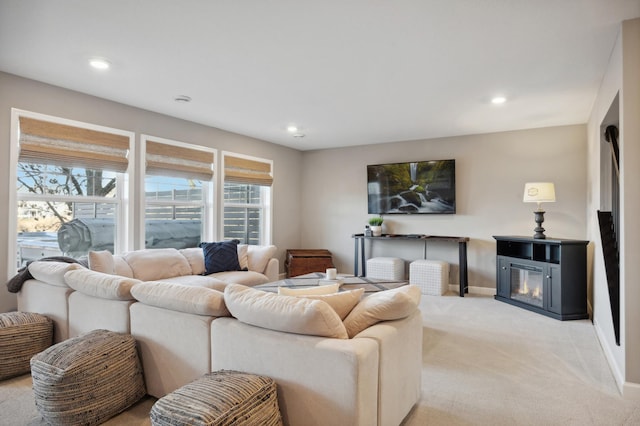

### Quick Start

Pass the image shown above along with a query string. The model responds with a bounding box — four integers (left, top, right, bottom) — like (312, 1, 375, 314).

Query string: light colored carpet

(1, 294, 639, 425)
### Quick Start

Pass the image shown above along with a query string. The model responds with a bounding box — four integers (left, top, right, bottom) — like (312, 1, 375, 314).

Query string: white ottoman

(366, 257, 405, 281)
(410, 259, 449, 295)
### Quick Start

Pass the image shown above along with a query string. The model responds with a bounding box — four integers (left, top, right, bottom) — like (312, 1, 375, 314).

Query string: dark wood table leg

(353, 238, 359, 276)
(360, 238, 366, 277)
(459, 241, 469, 297)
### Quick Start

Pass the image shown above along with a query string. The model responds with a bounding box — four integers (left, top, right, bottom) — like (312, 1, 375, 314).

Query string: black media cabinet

(493, 236, 589, 320)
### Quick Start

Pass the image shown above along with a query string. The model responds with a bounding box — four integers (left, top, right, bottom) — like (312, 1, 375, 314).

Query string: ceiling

(1, 1, 639, 151)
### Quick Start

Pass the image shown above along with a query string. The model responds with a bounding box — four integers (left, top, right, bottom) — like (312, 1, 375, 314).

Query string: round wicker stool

(150, 370, 283, 426)
(30, 329, 146, 425)
(0, 312, 52, 380)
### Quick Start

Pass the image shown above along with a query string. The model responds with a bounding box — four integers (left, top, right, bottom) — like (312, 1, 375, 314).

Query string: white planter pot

(370, 226, 382, 237)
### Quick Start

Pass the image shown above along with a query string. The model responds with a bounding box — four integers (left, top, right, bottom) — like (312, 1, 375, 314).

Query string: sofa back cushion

(299, 288, 365, 320)
(247, 245, 277, 274)
(28, 261, 84, 288)
(124, 248, 192, 281)
(131, 282, 230, 317)
(343, 285, 421, 338)
(65, 269, 141, 301)
(224, 284, 348, 339)
(179, 247, 205, 275)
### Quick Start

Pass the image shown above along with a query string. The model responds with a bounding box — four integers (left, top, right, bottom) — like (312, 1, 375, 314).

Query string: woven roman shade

(19, 116, 130, 172)
(146, 140, 214, 181)
(224, 155, 273, 186)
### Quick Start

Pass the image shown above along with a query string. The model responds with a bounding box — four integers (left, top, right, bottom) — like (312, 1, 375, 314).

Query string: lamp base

(533, 210, 546, 239)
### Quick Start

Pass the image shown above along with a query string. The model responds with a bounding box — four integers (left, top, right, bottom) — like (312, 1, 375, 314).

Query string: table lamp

(523, 182, 556, 239)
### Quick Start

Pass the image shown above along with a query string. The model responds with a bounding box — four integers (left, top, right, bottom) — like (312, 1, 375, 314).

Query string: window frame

(221, 151, 273, 245)
(139, 135, 216, 249)
(9, 108, 135, 273)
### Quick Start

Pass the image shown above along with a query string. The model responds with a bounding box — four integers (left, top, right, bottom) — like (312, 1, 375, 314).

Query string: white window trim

(139, 135, 216, 249)
(9, 108, 135, 276)
(221, 151, 273, 245)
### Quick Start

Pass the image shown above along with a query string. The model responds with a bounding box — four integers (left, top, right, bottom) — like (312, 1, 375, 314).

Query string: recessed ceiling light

(174, 95, 192, 103)
(89, 58, 110, 70)
(287, 125, 299, 133)
(491, 96, 507, 104)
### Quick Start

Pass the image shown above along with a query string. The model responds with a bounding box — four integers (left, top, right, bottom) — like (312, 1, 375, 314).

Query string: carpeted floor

(1, 293, 639, 425)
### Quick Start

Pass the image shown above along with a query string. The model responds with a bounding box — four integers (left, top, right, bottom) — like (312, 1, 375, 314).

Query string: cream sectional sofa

(16, 247, 422, 426)
(17, 245, 278, 342)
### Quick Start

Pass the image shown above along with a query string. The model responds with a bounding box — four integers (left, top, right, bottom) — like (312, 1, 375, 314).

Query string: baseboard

(593, 318, 625, 394)
(448, 284, 495, 296)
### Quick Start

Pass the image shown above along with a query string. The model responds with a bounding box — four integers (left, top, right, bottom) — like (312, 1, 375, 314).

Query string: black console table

(352, 234, 470, 297)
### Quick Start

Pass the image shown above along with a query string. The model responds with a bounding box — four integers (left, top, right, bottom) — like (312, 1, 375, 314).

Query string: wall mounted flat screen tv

(367, 159, 455, 214)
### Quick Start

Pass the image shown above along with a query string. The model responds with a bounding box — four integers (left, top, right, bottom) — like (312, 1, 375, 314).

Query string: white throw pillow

(88, 250, 114, 274)
(131, 282, 230, 317)
(224, 284, 348, 339)
(300, 288, 365, 320)
(343, 285, 421, 338)
(28, 261, 84, 287)
(124, 248, 192, 281)
(65, 269, 141, 300)
(277, 283, 340, 296)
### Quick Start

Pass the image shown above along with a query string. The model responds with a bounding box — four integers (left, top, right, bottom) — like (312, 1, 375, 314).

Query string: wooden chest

(285, 249, 335, 278)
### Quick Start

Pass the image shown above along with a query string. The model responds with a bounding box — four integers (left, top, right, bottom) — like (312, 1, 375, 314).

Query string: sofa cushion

(179, 247, 206, 275)
(114, 256, 134, 278)
(157, 275, 227, 292)
(247, 245, 277, 274)
(277, 283, 340, 296)
(65, 269, 141, 301)
(343, 285, 421, 338)
(28, 261, 84, 288)
(300, 288, 365, 320)
(200, 240, 242, 274)
(88, 250, 114, 274)
(209, 270, 269, 286)
(131, 282, 230, 317)
(224, 284, 348, 339)
(124, 248, 192, 281)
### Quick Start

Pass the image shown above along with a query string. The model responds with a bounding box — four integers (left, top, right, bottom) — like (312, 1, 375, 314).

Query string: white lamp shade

(523, 182, 556, 203)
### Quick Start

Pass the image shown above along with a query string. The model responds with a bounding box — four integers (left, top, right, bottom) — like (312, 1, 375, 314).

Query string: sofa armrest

(263, 258, 279, 282)
(211, 317, 378, 426)
(354, 310, 423, 426)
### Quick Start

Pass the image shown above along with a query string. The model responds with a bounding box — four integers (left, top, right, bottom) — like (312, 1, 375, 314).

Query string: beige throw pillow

(343, 285, 421, 338)
(131, 282, 230, 317)
(224, 284, 348, 339)
(88, 250, 115, 274)
(277, 283, 340, 296)
(300, 288, 365, 320)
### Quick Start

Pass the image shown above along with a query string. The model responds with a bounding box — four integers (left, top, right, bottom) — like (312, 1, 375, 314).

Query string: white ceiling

(1, 1, 639, 151)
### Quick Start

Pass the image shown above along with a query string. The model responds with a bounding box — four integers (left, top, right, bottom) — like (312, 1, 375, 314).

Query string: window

(141, 136, 215, 249)
(223, 152, 273, 245)
(10, 110, 134, 268)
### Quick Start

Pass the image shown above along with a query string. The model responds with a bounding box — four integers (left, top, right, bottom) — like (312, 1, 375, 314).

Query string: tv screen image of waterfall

(367, 159, 455, 215)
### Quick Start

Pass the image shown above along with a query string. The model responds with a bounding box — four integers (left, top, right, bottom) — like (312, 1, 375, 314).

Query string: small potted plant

(368, 216, 384, 237)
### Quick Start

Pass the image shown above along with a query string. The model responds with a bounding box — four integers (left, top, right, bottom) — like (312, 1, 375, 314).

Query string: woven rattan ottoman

(150, 370, 283, 426)
(366, 257, 405, 280)
(0, 312, 52, 380)
(410, 259, 450, 295)
(30, 329, 146, 425)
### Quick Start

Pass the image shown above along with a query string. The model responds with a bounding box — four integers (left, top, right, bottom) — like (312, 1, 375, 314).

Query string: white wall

(300, 125, 588, 290)
(587, 17, 640, 397)
(0, 72, 304, 313)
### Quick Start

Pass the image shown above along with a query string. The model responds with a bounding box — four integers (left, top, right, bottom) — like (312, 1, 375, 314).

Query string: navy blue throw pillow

(200, 240, 241, 275)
